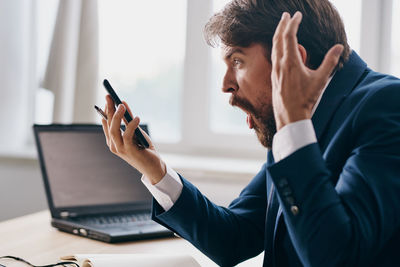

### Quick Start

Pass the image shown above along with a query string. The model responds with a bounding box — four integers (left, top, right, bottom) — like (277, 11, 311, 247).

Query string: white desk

(0, 211, 263, 266)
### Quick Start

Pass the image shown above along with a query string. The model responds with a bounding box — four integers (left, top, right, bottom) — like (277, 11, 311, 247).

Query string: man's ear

(298, 44, 307, 64)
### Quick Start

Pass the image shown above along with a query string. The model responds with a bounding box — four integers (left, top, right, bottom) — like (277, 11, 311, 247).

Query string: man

(102, 0, 400, 266)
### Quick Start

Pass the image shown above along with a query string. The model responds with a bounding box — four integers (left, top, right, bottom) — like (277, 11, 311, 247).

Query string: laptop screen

(36, 126, 152, 209)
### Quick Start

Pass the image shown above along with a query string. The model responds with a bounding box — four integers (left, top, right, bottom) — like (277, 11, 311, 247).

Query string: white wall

(0, 158, 47, 221)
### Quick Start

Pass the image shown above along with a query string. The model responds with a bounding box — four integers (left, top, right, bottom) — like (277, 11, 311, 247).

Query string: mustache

(229, 95, 258, 117)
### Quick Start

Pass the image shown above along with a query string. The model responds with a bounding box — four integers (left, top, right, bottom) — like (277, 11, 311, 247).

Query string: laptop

(33, 124, 173, 243)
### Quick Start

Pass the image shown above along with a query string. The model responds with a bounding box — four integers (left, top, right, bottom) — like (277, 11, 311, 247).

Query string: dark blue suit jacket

(152, 52, 400, 266)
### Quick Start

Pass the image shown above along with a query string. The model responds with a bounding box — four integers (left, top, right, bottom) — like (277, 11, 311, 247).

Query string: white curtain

(42, 0, 99, 124)
(0, 0, 37, 152)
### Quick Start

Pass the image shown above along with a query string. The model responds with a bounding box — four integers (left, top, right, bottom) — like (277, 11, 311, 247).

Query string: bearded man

(102, 0, 400, 266)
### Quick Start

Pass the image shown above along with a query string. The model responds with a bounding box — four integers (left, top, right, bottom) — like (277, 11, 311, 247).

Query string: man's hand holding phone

(101, 94, 167, 185)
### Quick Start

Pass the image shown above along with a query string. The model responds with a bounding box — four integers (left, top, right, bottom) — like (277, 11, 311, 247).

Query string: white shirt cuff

(141, 165, 183, 211)
(272, 119, 317, 162)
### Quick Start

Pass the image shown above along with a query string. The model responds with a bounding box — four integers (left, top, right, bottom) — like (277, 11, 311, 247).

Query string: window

(391, 0, 400, 77)
(330, 0, 362, 53)
(98, 0, 187, 143)
(25, 0, 397, 160)
(209, 0, 249, 135)
(208, 0, 362, 136)
(98, 0, 266, 158)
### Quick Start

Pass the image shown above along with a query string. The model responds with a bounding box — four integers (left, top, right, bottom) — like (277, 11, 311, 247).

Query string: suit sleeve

(267, 85, 400, 266)
(151, 163, 269, 267)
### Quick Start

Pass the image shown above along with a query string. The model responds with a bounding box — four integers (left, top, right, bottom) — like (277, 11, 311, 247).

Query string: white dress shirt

(141, 77, 333, 211)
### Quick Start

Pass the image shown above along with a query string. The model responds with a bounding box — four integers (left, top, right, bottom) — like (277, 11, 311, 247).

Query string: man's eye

(233, 59, 241, 66)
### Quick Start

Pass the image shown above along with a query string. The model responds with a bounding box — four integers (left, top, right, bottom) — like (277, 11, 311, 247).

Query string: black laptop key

(76, 213, 153, 228)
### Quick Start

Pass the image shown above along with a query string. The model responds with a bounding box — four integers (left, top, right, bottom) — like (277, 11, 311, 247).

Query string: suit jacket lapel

(264, 51, 368, 266)
(312, 51, 367, 142)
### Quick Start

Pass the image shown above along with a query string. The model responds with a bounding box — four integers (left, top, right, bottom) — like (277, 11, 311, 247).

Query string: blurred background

(0, 0, 399, 221)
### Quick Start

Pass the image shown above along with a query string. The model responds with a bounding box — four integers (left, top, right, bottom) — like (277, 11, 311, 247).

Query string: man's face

(221, 43, 276, 148)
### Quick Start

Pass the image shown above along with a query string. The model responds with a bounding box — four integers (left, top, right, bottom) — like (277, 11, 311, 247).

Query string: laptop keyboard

(75, 213, 153, 228)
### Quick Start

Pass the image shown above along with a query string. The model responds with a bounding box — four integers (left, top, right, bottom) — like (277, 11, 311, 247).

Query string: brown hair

(204, 0, 350, 70)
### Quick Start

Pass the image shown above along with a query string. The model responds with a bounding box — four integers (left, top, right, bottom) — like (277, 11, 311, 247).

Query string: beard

(230, 95, 277, 149)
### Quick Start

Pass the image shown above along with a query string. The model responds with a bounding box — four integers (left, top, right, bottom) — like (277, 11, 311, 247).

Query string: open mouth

(236, 104, 255, 129)
(230, 95, 255, 129)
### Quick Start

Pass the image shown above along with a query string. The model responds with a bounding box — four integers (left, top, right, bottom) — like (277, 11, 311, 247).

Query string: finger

(273, 12, 291, 44)
(101, 118, 110, 146)
(104, 101, 118, 152)
(109, 104, 125, 149)
(102, 102, 111, 146)
(316, 44, 344, 82)
(122, 101, 134, 117)
(272, 12, 291, 62)
(283, 11, 303, 58)
(123, 116, 141, 146)
(106, 95, 115, 128)
(138, 126, 153, 147)
(109, 139, 118, 154)
(122, 100, 134, 125)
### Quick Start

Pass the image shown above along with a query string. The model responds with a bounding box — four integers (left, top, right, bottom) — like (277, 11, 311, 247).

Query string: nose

(222, 68, 238, 93)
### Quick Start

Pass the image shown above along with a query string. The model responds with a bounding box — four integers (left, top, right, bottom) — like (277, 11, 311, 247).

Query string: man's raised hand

(271, 11, 344, 130)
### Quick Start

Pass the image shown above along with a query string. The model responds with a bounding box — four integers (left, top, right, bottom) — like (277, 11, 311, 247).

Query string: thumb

(122, 101, 134, 117)
(317, 44, 344, 80)
(121, 100, 134, 125)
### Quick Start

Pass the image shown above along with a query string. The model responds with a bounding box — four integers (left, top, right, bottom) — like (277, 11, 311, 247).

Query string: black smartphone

(102, 79, 150, 148)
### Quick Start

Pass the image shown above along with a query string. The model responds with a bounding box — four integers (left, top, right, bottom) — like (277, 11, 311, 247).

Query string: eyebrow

(223, 47, 246, 60)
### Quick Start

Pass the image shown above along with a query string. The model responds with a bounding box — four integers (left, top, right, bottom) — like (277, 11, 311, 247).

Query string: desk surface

(0, 211, 263, 266)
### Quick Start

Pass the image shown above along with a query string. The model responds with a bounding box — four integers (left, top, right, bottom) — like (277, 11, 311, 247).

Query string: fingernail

(118, 104, 125, 112)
